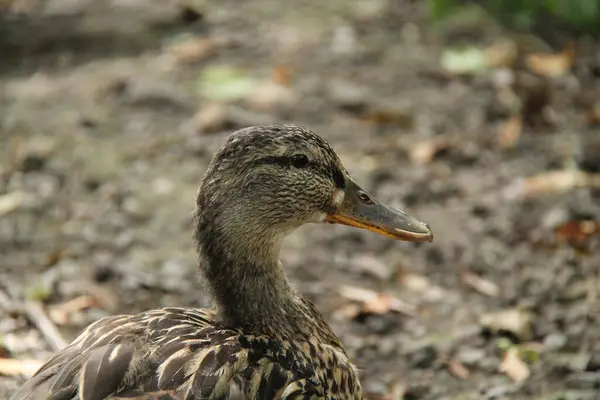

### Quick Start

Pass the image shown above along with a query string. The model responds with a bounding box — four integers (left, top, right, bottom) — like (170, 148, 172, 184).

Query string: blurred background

(1, 0, 599, 398)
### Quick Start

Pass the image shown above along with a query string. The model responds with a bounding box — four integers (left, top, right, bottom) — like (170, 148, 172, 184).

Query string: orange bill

(326, 179, 433, 243)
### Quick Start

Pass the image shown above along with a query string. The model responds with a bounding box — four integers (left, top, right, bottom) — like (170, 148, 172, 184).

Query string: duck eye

(291, 154, 309, 168)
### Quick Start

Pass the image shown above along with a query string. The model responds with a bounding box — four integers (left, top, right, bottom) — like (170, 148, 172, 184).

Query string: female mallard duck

(11, 124, 432, 400)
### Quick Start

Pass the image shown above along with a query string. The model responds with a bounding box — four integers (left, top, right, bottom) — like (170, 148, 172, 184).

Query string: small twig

(0, 288, 16, 313)
(0, 358, 44, 377)
(23, 300, 67, 352)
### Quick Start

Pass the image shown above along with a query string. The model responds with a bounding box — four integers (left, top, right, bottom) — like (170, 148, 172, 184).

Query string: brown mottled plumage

(10, 125, 432, 400)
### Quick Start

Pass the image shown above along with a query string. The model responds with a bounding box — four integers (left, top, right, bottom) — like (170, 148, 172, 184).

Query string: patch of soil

(1, 1, 599, 399)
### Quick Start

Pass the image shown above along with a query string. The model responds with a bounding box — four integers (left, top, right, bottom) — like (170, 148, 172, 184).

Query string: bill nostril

(358, 191, 374, 205)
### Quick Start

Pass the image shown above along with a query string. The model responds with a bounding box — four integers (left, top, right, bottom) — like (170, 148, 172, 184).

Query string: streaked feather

(10, 307, 362, 400)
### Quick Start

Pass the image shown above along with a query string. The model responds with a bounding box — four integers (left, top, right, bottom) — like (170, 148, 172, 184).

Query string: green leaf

(519, 347, 540, 363)
(440, 46, 488, 75)
(196, 66, 259, 101)
(496, 337, 515, 352)
(428, 0, 459, 21)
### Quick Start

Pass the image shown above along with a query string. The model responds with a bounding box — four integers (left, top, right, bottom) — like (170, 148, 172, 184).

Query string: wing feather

(79, 343, 135, 400)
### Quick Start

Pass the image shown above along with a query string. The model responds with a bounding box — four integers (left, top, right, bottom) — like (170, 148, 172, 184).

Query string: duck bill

(325, 180, 433, 243)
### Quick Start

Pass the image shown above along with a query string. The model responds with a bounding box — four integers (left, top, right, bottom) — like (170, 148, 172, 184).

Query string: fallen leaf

(358, 108, 414, 128)
(498, 115, 522, 149)
(45, 248, 66, 268)
(349, 255, 392, 280)
(484, 39, 518, 68)
(338, 285, 416, 317)
(396, 269, 446, 302)
(525, 47, 574, 77)
(480, 308, 534, 340)
(500, 348, 530, 383)
(0, 191, 24, 217)
(196, 66, 259, 101)
(441, 46, 487, 75)
(245, 82, 295, 111)
(504, 170, 600, 200)
(365, 382, 407, 400)
(48, 295, 100, 325)
(362, 293, 399, 315)
(462, 271, 500, 297)
(397, 272, 430, 292)
(167, 37, 217, 64)
(388, 382, 408, 400)
(409, 137, 454, 165)
(0, 358, 44, 377)
(519, 342, 543, 363)
(447, 359, 470, 380)
(272, 65, 293, 86)
(555, 219, 600, 250)
(193, 102, 228, 134)
(586, 105, 600, 126)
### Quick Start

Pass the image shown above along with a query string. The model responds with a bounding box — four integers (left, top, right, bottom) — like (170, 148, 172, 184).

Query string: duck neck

(193, 208, 301, 331)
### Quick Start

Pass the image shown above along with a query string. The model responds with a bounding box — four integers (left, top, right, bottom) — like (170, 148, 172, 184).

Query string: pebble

(543, 332, 568, 351)
(566, 372, 600, 389)
(327, 80, 370, 112)
(408, 344, 438, 369)
(457, 347, 486, 366)
(120, 78, 196, 112)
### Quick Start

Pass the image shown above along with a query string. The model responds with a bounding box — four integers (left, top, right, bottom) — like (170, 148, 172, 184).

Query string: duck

(10, 124, 433, 400)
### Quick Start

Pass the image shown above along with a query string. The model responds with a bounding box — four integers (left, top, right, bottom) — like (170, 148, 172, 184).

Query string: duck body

(10, 125, 432, 400)
(17, 305, 361, 400)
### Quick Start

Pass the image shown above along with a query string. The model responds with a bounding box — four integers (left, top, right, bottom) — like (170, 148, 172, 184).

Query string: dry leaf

(462, 271, 500, 297)
(504, 170, 600, 200)
(193, 102, 228, 134)
(48, 295, 100, 325)
(500, 348, 531, 382)
(0, 358, 44, 377)
(396, 269, 445, 301)
(586, 106, 600, 126)
(168, 37, 217, 64)
(555, 220, 599, 250)
(359, 109, 414, 128)
(245, 82, 295, 111)
(365, 382, 407, 400)
(480, 308, 533, 340)
(410, 137, 453, 165)
(447, 359, 470, 380)
(525, 47, 574, 77)
(499, 115, 522, 149)
(0, 191, 24, 217)
(397, 272, 430, 292)
(338, 285, 416, 317)
(45, 248, 66, 268)
(272, 65, 293, 86)
(363, 293, 398, 315)
(388, 382, 408, 400)
(484, 39, 518, 68)
(349, 255, 392, 280)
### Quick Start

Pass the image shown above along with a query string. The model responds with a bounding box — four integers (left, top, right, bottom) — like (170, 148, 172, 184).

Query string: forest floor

(1, 1, 599, 399)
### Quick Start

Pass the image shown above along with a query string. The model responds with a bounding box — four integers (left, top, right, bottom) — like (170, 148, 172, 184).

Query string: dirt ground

(1, 1, 599, 399)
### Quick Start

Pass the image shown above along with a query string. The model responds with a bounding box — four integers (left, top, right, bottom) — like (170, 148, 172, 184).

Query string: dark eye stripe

(254, 156, 346, 189)
(255, 155, 309, 168)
